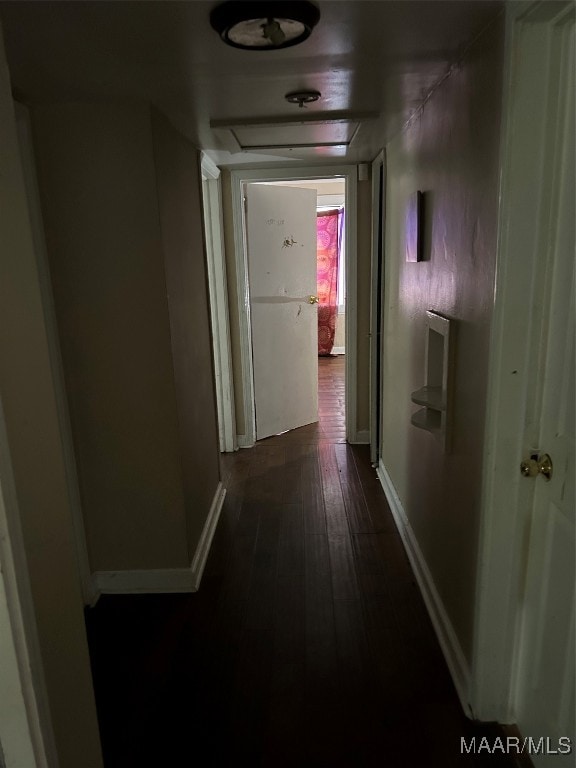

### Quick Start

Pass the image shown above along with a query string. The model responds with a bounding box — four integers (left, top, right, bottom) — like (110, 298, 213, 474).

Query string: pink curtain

(316, 210, 341, 356)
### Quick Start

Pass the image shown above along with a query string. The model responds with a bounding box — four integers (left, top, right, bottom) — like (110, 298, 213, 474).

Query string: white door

(514, 15, 575, 764)
(246, 183, 318, 441)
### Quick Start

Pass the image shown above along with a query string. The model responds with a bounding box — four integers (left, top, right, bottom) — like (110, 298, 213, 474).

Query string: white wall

(151, 109, 221, 557)
(30, 103, 190, 572)
(333, 310, 346, 351)
(1, 76, 223, 765)
(0, 24, 103, 768)
(29, 102, 222, 585)
(381, 16, 503, 665)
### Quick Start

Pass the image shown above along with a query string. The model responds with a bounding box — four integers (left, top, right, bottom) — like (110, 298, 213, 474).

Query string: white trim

(231, 173, 256, 447)
(190, 482, 226, 589)
(0, 48, 60, 761)
(349, 429, 369, 445)
(230, 165, 358, 447)
(14, 104, 96, 607)
(200, 153, 221, 180)
(317, 193, 344, 208)
(93, 568, 196, 595)
(0, 404, 56, 768)
(377, 460, 472, 717)
(201, 156, 237, 453)
(471, 0, 575, 724)
(93, 483, 226, 597)
(369, 151, 385, 466)
(331, 346, 345, 356)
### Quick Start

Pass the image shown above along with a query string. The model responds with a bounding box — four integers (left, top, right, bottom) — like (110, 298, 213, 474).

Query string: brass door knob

(520, 453, 553, 481)
(308, 295, 319, 304)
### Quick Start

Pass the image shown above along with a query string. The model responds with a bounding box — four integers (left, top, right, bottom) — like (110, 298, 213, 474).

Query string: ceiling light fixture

(285, 90, 321, 108)
(210, 1, 320, 50)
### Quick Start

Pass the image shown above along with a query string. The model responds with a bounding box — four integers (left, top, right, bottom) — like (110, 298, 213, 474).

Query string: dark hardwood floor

(86, 356, 514, 768)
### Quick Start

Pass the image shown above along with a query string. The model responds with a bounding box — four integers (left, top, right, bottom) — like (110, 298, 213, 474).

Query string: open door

(472, 4, 574, 755)
(513, 15, 574, 759)
(246, 183, 318, 441)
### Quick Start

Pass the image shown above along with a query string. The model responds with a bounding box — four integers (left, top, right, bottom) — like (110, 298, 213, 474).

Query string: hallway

(86, 357, 512, 768)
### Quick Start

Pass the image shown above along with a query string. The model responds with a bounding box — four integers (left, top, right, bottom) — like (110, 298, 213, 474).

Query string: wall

(221, 170, 372, 438)
(151, 109, 221, 557)
(381, 18, 503, 663)
(274, 179, 346, 196)
(0, 26, 103, 768)
(31, 103, 190, 572)
(333, 311, 346, 350)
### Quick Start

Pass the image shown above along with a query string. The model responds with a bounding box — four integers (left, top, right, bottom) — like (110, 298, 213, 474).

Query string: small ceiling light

(210, 1, 320, 50)
(285, 90, 321, 108)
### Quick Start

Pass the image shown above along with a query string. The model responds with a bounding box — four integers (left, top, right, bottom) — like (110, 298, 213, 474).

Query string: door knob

(308, 295, 319, 304)
(520, 453, 553, 481)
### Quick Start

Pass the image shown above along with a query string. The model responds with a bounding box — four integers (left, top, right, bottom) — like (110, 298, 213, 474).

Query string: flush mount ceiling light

(210, 1, 320, 50)
(285, 90, 321, 108)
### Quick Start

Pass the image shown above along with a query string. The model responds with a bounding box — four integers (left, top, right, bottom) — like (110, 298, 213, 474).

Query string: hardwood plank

(350, 444, 399, 534)
(351, 533, 388, 574)
(244, 503, 282, 630)
(235, 498, 262, 536)
(219, 531, 258, 602)
(244, 445, 286, 503)
(283, 445, 303, 503)
(277, 503, 305, 575)
(262, 662, 305, 767)
(333, 598, 371, 685)
(332, 599, 383, 764)
(301, 449, 326, 535)
(305, 534, 338, 678)
(228, 628, 275, 765)
(274, 572, 305, 664)
(318, 442, 349, 535)
(305, 532, 331, 576)
(328, 534, 360, 600)
(341, 480, 374, 533)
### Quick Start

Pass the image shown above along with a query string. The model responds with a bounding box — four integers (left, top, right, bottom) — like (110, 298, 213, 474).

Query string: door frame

(0, 37, 58, 762)
(201, 154, 237, 452)
(0, 401, 56, 768)
(230, 165, 358, 447)
(471, 0, 574, 722)
(369, 151, 385, 467)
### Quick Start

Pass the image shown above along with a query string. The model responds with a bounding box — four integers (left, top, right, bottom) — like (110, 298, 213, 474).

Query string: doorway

(230, 165, 359, 448)
(250, 177, 347, 444)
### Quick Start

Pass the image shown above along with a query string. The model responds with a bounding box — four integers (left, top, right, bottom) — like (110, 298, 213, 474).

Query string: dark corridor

(86, 357, 514, 768)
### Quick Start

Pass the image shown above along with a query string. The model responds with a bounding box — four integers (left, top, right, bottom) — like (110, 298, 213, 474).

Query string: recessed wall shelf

(410, 311, 453, 451)
(411, 407, 442, 435)
(410, 386, 446, 411)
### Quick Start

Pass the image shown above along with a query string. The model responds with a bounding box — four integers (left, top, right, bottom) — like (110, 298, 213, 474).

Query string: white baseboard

(190, 482, 226, 590)
(92, 482, 226, 599)
(349, 429, 370, 445)
(93, 567, 196, 596)
(236, 434, 254, 449)
(376, 460, 472, 717)
(331, 346, 345, 355)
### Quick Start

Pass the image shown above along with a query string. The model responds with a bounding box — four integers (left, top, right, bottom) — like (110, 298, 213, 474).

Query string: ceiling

(0, 1, 503, 167)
